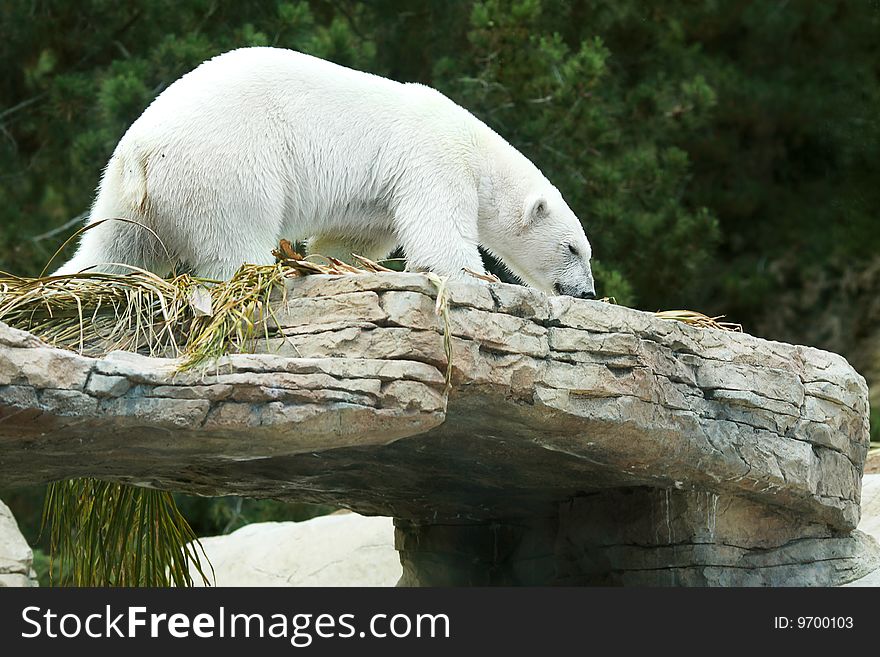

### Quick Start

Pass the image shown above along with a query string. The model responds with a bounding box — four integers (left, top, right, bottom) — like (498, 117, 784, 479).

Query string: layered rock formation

(0, 273, 876, 585)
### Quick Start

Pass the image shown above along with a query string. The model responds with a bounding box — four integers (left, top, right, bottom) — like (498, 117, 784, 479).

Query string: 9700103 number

(774, 617, 853, 629)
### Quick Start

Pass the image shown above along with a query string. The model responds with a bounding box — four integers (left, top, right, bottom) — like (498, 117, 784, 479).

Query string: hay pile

(0, 241, 406, 368)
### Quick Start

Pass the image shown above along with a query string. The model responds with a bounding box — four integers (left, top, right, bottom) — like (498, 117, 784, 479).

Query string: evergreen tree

(2, 0, 878, 317)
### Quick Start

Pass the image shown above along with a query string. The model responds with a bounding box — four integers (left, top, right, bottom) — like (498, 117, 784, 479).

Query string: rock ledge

(0, 273, 875, 586)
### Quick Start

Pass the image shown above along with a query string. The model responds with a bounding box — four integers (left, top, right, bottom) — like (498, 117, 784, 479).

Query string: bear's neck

(476, 127, 545, 224)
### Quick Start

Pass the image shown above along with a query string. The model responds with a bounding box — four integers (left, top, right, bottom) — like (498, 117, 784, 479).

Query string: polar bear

(54, 47, 596, 298)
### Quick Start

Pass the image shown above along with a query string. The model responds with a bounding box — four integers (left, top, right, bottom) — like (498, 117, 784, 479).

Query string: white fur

(55, 47, 595, 297)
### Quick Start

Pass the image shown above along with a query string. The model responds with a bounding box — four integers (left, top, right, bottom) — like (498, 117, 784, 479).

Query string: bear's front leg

(393, 189, 486, 279)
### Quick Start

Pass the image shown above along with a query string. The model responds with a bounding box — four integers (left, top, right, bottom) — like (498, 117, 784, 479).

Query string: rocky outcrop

(187, 513, 400, 587)
(0, 272, 875, 585)
(0, 499, 37, 587)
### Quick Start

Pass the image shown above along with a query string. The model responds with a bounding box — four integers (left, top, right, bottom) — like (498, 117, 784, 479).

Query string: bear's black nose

(554, 283, 597, 299)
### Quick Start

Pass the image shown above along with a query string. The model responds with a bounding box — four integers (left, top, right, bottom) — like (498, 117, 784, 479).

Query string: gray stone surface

(0, 499, 37, 587)
(397, 490, 880, 586)
(0, 272, 874, 585)
(187, 513, 399, 587)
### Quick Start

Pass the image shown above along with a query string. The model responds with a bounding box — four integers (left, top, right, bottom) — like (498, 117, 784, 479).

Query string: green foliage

(172, 495, 335, 537)
(31, 549, 51, 588)
(0, 485, 46, 549)
(671, 1, 880, 322)
(436, 1, 721, 307)
(43, 479, 211, 586)
(2, 1, 877, 317)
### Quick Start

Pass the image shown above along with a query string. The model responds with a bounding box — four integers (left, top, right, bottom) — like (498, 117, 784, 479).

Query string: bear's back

(122, 49, 483, 159)
(134, 48, 408, 132)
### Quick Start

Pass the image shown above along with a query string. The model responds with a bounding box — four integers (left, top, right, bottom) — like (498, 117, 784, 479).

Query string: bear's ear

(522, 195, 549, 228)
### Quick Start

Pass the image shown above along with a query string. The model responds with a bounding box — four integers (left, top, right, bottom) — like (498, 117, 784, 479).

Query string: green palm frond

(42, 479, 212, 587)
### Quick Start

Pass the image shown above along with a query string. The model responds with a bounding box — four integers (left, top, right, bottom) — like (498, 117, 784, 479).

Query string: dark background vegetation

(1, 0, 878, 575)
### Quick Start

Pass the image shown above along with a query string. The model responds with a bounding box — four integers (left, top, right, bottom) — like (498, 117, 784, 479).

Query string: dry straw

(652, 309, 742, 332)
(0, 241, 427, 366)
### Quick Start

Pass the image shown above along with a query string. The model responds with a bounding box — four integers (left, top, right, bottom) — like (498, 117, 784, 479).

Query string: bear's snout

(554, 282, 596, 300)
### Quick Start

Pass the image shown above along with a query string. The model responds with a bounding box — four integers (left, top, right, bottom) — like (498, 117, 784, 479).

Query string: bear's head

(483, 185, 596, 299)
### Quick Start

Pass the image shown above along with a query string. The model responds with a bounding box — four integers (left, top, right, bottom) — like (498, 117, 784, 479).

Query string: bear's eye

(568, 244, 580, 257)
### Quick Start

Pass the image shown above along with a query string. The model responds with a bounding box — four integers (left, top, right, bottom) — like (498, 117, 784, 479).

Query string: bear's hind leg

(52, 214, 174, 277)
